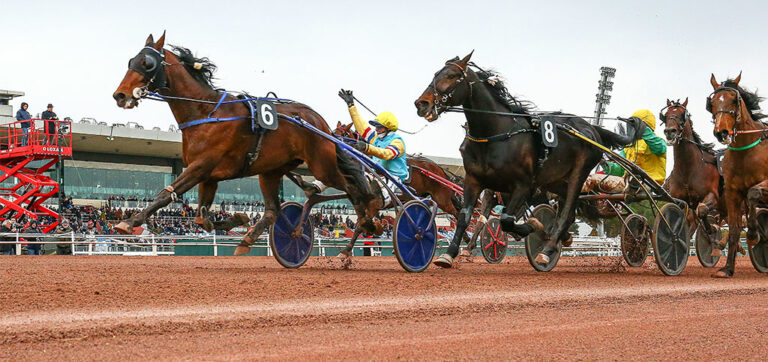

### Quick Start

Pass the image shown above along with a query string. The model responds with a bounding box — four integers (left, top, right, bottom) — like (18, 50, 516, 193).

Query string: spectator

(26, 219, 42, 255)
(41, 103, 58, 145)
(56, 219, 73, 255)
(0, 220, 14, 255)
(15, 102, 32, 146)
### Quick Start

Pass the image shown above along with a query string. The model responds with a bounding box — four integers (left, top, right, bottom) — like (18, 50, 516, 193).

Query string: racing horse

(332, 121, 468, 249)
(708, 73, 768, 277)
(414, 52, 643, 267)
(112, 32, 380, 255)
(660, 98, 734, 261)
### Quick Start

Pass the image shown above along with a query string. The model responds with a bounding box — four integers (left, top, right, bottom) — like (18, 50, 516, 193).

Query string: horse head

(708, 72, 744, 145)
(332, 121, 358, 140)
(660, 98, 690, 145)
(113, 32, 168, 109)
(414, 51, 474, 122)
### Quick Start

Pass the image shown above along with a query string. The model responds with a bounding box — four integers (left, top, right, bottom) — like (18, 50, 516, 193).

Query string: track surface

(1, 255, 767, 360)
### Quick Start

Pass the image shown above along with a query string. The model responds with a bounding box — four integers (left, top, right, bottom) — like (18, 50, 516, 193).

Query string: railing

(0, 118, 72, 157)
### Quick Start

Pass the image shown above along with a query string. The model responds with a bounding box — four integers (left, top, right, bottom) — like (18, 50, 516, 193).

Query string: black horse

(414, 52, 643, 268)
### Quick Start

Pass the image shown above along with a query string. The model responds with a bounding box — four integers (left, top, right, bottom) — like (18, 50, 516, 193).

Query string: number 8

(261, 103, 274, 125)
(544, 121, 555, 143)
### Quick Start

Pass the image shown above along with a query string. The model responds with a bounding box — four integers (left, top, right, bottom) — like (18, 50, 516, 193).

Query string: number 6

(261, 103, 274, 125)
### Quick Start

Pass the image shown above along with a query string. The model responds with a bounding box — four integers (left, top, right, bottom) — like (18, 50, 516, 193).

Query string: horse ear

(733, 71, 742, 86)
(666, 99, 671, 107)
(683, 97, 688, 107)
(458, 50, 474, 68)
(710, 73, 720, 89)
(145, 34, 154, 46)
(153, 30, 166, 51)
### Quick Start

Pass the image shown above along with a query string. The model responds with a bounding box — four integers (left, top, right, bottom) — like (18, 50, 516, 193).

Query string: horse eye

(144, 55, 157, 72)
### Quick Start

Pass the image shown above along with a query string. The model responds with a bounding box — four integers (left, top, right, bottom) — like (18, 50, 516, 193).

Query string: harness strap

(207, 92, 228, 118)
(728, 138, 762, 151)
(178, 116, 249, 130)
(465, 128, 537, 143)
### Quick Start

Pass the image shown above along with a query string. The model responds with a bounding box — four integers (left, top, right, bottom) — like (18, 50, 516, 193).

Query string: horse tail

(335, 144, 373, 201)
(593, 117, 646, 149)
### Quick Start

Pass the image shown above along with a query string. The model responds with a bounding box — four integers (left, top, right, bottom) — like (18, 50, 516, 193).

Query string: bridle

(659, 103, 690, 145)
(128, 46, 180, 94)
(707, 86, 743, 137)
(430, 61, 475, 117)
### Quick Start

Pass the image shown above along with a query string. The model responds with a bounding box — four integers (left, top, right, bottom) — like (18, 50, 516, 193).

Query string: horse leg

(746, 180, 768, 246)
(338, 219, 364, 258)
(499, 183, 540, 238)
(434, 176, 482, 268)
(116, 163, 210, 234)
(236, 172, 282, 256)
(463, 190, 495, 256)
(535, 169, 587, 265)
(713, 191, 744, 278)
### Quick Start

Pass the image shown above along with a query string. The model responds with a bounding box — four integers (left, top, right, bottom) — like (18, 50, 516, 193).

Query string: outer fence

(0, 232, 626, 257)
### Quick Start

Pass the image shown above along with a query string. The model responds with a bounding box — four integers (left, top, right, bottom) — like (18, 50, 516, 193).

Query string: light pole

(593, 67, 616, 127)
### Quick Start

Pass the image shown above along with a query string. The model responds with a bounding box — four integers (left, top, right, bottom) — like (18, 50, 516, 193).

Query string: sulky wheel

(695, 224, 721, 268)
(652, 203, 690, 276)
(524, 204, 560, 272)
(621, 214, 650, 267)
(393, 200, 437, 273)
(269, 201, 314, 268)
(749, 209, 768, 273)
(480, 217, 507, 264)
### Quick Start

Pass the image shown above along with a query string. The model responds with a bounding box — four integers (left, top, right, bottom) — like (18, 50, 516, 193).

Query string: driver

(311, 89, 408, 206)
(582, 109, 667, 193)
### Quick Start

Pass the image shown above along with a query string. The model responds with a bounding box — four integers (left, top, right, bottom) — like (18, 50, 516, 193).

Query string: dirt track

(1, 255, 767, 361)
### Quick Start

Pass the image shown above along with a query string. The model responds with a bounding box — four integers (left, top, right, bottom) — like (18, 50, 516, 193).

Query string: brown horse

(708, 73, 768, 277)
(660, 99, 726, 247)
(112, 32, 379, 255)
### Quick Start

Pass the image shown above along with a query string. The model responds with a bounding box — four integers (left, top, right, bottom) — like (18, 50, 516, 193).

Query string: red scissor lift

(0, 119, 72, 232)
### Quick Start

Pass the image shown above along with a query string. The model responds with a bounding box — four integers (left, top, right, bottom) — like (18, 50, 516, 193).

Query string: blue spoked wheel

(269, 201, 313, 268)
(393, 200, 437, 273)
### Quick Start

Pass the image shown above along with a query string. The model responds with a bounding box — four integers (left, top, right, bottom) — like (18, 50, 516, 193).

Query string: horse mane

(472, 65, 535, 114)
(721, 79, 767, 120)
(169, 45, 218, 90)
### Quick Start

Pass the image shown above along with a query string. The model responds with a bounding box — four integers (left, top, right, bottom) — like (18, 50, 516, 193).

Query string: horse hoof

(711, 270, 733, 278)
(562, 233, 573, 247)
(115, 222, 133, 234)
(696, 203, 708, 217)
(711, 249, 722, 257)
(459, 249, 471, 258)
(234, 213, 250, 226)
(234, 246, 251, 256)
(433, 254, 454, 268)
(739, 245, 747, 255)
(534, 253, 550, 265)
(526, 217, 544, 233)
(747, 235, 759, 247)
(337, 250, 351, 258)
(202, 219, 214, 233)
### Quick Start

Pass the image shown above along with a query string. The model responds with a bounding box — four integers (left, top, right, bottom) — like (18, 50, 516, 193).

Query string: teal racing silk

(372, 132, 409, 182)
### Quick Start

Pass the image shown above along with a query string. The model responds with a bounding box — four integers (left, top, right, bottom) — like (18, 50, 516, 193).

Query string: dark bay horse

(708, 73, 768, 277)
(660, 99, 725, 236)
(414, 52, 643, 267)
(112, 33, 379, 255)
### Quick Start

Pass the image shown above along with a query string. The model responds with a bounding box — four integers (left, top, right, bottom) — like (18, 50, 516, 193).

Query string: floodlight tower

(593, 67, 616, 127)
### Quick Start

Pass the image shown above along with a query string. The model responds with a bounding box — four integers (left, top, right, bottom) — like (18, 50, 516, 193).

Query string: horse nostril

(113, 92, 126, 101)
(415, 100, 429, 110)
